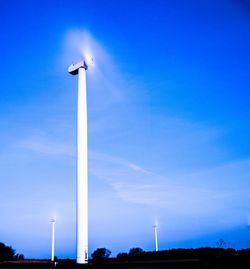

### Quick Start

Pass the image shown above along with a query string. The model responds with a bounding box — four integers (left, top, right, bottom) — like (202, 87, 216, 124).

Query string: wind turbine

(68, 59, 89, 264)
(153, 223, 159, 252)
(51, 218, 56, 261)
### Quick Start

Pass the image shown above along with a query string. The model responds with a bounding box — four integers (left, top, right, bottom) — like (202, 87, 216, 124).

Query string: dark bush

(91, 248, 111, 261)
(128, 247, 143, 257)
(116, 252, 129, 260)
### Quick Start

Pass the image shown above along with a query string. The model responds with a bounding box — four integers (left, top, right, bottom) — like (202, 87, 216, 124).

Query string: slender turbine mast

(153, 224, 159, 252)
(68, 60, 89, 264)
(51, 218, 56, 261)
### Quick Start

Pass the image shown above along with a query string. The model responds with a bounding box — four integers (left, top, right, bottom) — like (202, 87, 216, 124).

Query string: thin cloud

(89, 150, 250, 227)
(89, 150, 151, 175)
(127, 163, 150, 174)
(16, 137, 75, 157)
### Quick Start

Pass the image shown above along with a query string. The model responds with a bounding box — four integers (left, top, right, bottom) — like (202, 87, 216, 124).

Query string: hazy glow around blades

(85, 54, 94, 67)
(63, 31, 101, 72)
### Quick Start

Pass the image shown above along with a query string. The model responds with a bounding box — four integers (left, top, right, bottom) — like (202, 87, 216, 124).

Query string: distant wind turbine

(153, 223, 159, 252)
(51, 218, 56, 261)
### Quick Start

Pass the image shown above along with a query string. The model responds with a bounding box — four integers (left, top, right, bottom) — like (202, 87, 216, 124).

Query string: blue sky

(0, 0, 250, 259)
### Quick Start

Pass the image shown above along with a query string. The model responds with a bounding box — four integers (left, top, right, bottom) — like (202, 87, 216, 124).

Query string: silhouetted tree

(91, 248, 111, 261)
(128, 247, 143, 257)
(0, 242, 15, 261)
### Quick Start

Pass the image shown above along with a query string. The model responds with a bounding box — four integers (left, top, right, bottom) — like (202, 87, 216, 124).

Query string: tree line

(90, 246, 250, 268)
(91, 247, 143, 261)
(1, 241, 250, 268)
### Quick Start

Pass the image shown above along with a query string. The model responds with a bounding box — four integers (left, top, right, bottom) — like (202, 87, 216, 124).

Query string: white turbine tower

(68, 60, 89, 264)
(153, 223, 159, 252)
(51, 218, 56, 261)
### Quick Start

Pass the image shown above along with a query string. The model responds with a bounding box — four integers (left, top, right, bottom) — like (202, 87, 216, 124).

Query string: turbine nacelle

(68, 60, 88, 75)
